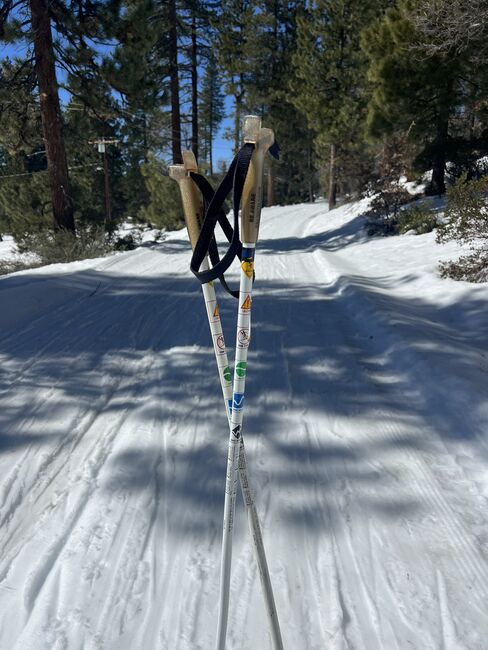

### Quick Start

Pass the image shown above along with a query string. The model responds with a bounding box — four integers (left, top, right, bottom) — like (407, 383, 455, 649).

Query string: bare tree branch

(410, 0, 488, 57)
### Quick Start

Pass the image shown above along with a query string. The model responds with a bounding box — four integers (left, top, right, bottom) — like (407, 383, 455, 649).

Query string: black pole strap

(189, 173, 236, 246)
(189, 173, 241, 298)
(190, 142, 255, 288)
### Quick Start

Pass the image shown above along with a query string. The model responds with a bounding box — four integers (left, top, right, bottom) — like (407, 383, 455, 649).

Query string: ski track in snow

(0, 202, 487, 649)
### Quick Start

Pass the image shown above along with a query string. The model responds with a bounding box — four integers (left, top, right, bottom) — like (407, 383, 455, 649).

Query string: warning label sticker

(207, 300, 219, 322)
(240, 295, 252, 311)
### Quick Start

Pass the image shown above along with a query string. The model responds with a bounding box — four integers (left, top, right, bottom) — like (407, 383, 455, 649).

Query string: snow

(1, 199, 487, 649)
(0, 234, 39, 268)
(115, 219, 166, 245)
(0, 234, 18, 261)
(398, 175, 425, 195)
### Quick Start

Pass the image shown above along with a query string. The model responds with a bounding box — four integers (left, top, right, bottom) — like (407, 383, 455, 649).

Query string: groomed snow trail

(1, 201, 487, 649)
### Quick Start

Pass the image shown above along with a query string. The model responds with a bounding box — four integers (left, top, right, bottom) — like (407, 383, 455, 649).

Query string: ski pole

(216, 116, 279, 650)
(170, 150, 283, 649)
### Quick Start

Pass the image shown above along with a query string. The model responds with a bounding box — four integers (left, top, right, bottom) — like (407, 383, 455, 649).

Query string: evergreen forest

(0, 0, 487, 261)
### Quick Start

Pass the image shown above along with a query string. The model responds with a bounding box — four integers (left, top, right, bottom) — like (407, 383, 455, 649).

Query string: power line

(0, 162, 100, 181)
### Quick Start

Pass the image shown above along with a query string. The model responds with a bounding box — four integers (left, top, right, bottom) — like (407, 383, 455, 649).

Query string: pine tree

(177, 0, 215, 165)
(213, 0, 256, 153)
(138, 156, 184, 229)
(234, 0, 317, 205)
(188, 6, 199, 162)
(107, 0, 168, 120)
(109, 0, 204, 166)
(63, 88, 127, 232)
(0, 0, 120, 232)
(200, 52, 225, 174)
(291, 0, 386, 208)
(105, 0, 172, 220)
(361, 0, 473, 195)
(0, 59, 41, 154)
(0, 59, 51, 236)
(437, 174, 488, 281)
(0, 149, 52, 238)
(168, 0, 182, 163)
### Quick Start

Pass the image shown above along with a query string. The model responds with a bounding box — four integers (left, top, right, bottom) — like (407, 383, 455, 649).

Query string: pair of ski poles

(170, 116, 283, 649)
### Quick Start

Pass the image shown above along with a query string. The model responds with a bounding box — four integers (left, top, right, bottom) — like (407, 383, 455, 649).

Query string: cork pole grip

(240, 116, 275, 245)
(169, 151, 204, 251)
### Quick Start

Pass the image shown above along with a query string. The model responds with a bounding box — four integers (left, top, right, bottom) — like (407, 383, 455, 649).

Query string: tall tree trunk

(234, 75, 244, 153)
(234, 92, 242, 154)
(168, 0, 182, 164)
(430, 81, 453, 195)
(266, 159, 274, 207)
(430, 116, 448, 195)
(209, 122, 213, 175)
(203, 137, 208, 171)
(191, 14, 198, 162)
(328, 142, 337, 210)
(308, 139, 314, 203)
(142, 112, 148, 163)
(29, 0, 75, 232)
(430, 148, 446, 195)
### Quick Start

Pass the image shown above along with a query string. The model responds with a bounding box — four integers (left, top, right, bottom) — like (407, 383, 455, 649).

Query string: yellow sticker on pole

(240, 295, 252, 311)
(241, 260, 254, 278)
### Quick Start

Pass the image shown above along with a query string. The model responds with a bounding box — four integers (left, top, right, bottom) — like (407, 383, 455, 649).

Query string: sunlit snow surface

(0, 200, 487, 649)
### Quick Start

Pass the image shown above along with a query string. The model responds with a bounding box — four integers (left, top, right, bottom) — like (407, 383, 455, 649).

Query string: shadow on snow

(0, 241, 486, 538)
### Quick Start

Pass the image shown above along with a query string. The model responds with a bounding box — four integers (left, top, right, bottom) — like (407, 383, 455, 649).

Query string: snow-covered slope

(1, 200, 487, 649)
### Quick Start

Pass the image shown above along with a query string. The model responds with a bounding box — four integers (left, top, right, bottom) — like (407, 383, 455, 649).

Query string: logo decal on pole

(223, 366, 232, 382)
(241, 259, 254, 278)
(233, 393, 245, 410)
(215, 334, 225, 353)
(237, 328, 250, 348)
(236, 361, 247, 378)
(232, 425, 241, 439)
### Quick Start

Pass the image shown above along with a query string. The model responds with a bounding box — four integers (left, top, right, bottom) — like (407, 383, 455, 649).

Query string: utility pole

(102, 138, 111, 229)
(90, 135, 118, 230)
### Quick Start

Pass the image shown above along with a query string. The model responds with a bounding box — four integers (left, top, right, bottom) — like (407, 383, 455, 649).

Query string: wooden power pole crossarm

(29, 0, 75, 233)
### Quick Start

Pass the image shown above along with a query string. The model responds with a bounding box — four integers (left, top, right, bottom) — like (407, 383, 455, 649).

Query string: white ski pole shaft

(216, 244, 254, 650)
(216, 116, 283, 650)
(202, 259, 282, 650)
(170, 153, 283, 649)
(236, 121, 283, 650)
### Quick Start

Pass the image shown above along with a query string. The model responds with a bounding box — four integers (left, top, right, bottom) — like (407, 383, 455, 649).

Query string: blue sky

(209, 95, 234, 166)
